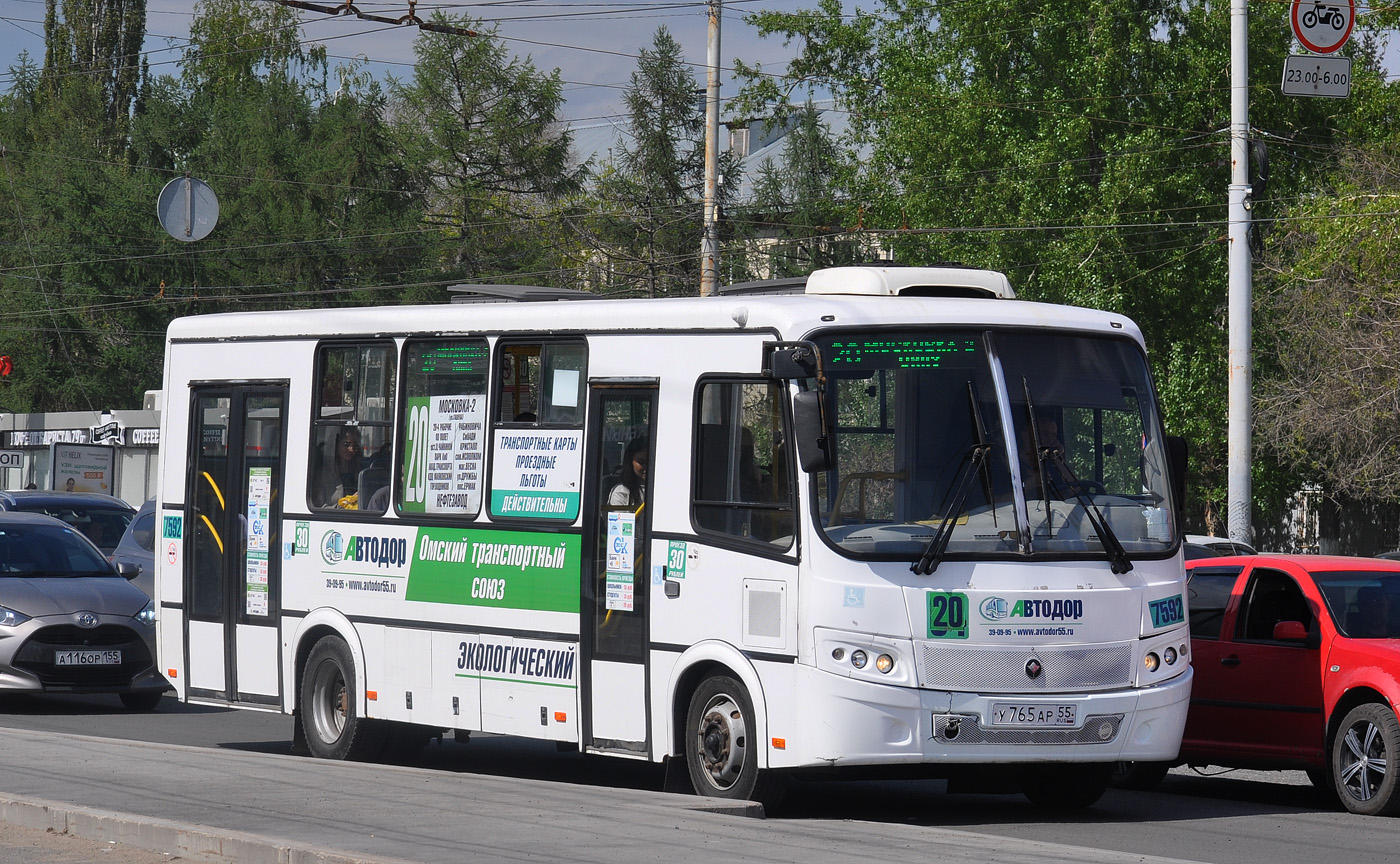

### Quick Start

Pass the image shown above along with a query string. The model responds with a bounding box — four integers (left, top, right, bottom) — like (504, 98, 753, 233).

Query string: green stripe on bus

(406, 527, 580, 612)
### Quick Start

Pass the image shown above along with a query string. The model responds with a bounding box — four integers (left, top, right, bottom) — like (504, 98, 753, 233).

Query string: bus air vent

(742, 580, 786, 649)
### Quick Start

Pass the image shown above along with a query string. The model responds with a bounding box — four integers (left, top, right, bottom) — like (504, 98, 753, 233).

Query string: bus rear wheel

(684, 674, 784, 809)
(300, 635, 385, 761)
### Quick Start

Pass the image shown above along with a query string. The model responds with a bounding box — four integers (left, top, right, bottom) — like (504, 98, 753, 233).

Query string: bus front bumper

(782, 663, 1191, 769)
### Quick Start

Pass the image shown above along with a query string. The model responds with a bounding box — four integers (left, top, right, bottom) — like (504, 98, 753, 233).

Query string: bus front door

(582, 384, 657, 755)
(184, 385, 287, 706)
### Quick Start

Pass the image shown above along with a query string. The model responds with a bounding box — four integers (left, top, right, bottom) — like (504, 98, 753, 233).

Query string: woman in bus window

(608, 437, 647, 508)
(317, 427, 364, 508)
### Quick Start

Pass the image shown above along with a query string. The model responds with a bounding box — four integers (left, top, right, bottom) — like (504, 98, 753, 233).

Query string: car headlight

(134, 600, 156, 626)
(0, 605, 30, 627)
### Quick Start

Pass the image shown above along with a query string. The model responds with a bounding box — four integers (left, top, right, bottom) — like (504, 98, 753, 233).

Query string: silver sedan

(0, 512, 168, 710)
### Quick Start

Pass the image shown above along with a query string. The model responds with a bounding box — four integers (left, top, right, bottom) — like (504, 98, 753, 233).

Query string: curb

(0, 795, 422, 864)
(0, 789, 762, 863)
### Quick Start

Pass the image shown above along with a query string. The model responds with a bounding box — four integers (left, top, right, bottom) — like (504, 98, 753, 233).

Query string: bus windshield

(814, 329, 1176, 562)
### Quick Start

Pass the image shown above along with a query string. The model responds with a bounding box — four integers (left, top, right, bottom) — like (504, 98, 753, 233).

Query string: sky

(0, 0, 811, 127)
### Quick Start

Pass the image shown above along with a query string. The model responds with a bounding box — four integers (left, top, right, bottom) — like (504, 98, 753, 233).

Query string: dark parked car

(109, 499, 156, 598)
(1184, 534, 1257, 556)
(0, 512, 168, 710)
(1116, 554, 1400, 815)
(0, 491, 136, 556)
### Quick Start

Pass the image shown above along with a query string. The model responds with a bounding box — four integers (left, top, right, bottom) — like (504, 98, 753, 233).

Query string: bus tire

(300, 636, 385, 761)
(1332, 703, 1400, 816)
(1019, 763, 1111, 809)
(684, 674, 785, 809)
(1109, 760, 1170, 791)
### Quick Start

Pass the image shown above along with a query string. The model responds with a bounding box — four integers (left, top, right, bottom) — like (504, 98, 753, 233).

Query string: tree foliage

(0, 1, 579, 409)
(581, 27, 710, 297)
(1256, 146, 1400, 498)
(734, 0, 1388, 533)
(390, 12, 580, 282)
(734, 102, 862, 279)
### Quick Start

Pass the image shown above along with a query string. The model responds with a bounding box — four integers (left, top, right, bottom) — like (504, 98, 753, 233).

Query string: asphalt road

(0, 692, 1391, 864)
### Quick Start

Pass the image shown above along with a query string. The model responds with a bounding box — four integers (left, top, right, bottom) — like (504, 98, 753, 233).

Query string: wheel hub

(1340, 719, 1388, 801)
(696, 697, 746, 789)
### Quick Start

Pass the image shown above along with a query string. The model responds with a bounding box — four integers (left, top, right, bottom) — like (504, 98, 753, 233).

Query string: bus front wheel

(684, 674, 784, 808)
(300, 636, 385, 761)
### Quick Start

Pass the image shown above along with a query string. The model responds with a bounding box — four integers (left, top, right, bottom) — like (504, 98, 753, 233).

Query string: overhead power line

(271, 0, 480, 37)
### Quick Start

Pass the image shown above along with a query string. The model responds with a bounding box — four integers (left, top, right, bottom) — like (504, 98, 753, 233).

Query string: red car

(1118, 554, 1400, 815)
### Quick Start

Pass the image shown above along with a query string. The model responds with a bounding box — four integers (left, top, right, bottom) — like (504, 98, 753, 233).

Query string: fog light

(850, 649, 868, 669)
(1163, 646, 1177, 665)
(874, 653, 894, 674)
(1144, 652, 1160, 673)
(832, 647, 846, 662)
(1098, 721, 1115, 741)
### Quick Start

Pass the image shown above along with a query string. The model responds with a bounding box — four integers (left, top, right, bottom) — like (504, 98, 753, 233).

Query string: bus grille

(917, 642, 1132, 692)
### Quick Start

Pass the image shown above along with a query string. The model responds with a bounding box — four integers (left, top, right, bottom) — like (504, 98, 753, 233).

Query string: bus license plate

(54, 649, 121, 666)
(989, 703, 1077, 727)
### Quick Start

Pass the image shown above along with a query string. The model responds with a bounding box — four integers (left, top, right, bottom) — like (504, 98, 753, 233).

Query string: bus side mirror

(765, 344, 820, 379)
(793, 391, 832, 473)
(1166, 435, 1187, 527)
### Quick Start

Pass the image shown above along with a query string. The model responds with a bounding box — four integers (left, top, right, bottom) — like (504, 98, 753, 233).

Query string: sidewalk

(0, 726, 1205, 864)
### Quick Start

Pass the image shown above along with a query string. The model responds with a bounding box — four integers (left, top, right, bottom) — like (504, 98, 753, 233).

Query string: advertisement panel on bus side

(287, 521, 581, 614)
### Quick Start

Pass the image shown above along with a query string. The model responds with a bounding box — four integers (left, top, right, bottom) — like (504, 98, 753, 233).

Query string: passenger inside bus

(315, 427, 363, 508)
(607, 437, 648, 508)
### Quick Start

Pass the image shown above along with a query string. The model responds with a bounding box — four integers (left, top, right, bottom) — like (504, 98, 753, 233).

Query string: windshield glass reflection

(812, 329, 1176, 562)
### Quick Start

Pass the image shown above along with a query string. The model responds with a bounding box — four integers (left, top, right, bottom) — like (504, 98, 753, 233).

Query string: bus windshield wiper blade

(1022, 381, 1131, 574)
(1041, 447, 1133, 574)
(912, 442, 992, 576)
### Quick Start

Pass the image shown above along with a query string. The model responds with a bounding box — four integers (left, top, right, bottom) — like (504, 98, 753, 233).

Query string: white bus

(154, 265, 1191, 808)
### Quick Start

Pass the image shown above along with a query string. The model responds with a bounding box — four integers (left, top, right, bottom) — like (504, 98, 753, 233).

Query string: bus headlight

(1144, 652, 1160, 673)
(1163, 646, 1177, 666)
(850, 649, 868, 669)
(874, 653, 894, 674)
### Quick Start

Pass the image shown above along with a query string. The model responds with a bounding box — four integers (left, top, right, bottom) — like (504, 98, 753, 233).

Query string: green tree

(735, 0, 1370, 534)
(147, 0, 432, 309)
(0, 0, 157, 411)
(41, 0, 146, 147)
(584, 27, 708, 297)
(1255, 146, 1400, 499)
(733, 102, 861, 279)
(389, 12, 580, 283)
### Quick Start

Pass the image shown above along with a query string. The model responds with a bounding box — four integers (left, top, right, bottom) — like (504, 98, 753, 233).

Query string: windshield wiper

(1040, 447, 1133, 574)
(912, 383, 994, 576)
(1023, 383, 1133, 574)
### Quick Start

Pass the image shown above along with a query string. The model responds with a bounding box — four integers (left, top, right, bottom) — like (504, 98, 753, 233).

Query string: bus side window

(496, 341, 586, 426)
(309, 342, 396, 513)
(692, 380, 794, 548)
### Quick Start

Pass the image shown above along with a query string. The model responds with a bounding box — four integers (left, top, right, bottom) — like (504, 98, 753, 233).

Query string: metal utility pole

(1227, 0, 1252, 544)
(699, 0, 722, 297)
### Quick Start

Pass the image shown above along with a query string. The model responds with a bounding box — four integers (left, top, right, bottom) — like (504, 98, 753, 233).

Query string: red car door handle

(1221, 656, 1241, 667)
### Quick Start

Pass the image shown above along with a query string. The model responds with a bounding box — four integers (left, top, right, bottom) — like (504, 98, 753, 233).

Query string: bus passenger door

(185, 385, 287, 706)
(582, 383, 657, 755)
